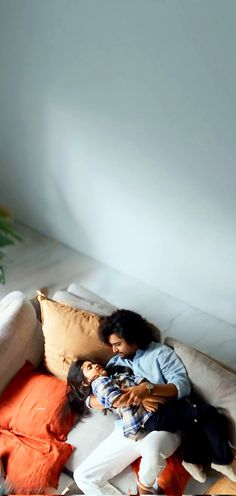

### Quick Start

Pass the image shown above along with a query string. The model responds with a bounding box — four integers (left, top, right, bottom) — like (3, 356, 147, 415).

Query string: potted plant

(0, 205, 22, 284)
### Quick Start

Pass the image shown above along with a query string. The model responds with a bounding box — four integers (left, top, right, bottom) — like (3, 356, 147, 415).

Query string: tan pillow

(38, 294, 113, 380)
(165, 336, 236, 448)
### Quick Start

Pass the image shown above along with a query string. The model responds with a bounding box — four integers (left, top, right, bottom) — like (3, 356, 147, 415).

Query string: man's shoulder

(106, 354, 130, 368)
(141, 341, 165, 355)
(137, 342, 173, 360)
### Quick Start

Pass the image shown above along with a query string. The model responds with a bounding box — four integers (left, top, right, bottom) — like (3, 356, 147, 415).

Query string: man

(99, 309, 191, 408)
(99, 310, 236, 484)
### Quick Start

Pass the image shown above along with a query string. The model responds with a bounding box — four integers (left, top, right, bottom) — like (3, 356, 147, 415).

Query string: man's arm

(115, 344, 191, 407)
(136, 373, 178, 397)
(115, 382, 177, 407)
(155, 345, 191, 399)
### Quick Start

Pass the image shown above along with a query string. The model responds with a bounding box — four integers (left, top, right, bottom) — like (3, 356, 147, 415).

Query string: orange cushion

(157, 452, 190, 496)
(38, 294, 113, 380)
(132, 452, 190, 496)
(0, 361, 76, 441)
(0, 428, 73, 493)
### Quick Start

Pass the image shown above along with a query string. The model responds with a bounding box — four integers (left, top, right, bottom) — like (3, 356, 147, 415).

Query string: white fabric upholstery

(65, 410, 115, 471)
(66, 410, 137, 493)
(0, 291, 43, 394)
(165, 336, 236, 448)
(52, 287, 116, 316)
(67, 283, 116, 308)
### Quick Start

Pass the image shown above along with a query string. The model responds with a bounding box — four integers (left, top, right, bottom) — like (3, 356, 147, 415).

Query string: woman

(67, 359, 180, 495)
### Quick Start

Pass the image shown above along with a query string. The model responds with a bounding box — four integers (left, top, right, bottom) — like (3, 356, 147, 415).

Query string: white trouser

(74, 426, 180, 495)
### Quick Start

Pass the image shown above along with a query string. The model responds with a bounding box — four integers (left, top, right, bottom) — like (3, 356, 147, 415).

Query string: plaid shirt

(91, 372, 152, 439)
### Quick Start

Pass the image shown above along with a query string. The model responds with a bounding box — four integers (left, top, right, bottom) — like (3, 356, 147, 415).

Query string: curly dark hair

(99, 309, 154, 350)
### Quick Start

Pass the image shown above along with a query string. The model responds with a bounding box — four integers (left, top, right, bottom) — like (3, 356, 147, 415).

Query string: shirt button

(194, 418, 198, 422)
(193, 404, 197, 408)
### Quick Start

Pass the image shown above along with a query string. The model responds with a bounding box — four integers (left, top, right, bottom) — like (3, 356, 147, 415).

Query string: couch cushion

(66, 409, 115, 471)
(0, 430, 73, 494)
(66, 409, 137, 494)
(0, 291, 43, 394)
(0, 361, 76, 441)
(38, 294, 113, 380)
(165, 337, 236, 448)
(67, 282, 117, 308)
(0, 360, 75, 493)
(53, 288, 116, 316)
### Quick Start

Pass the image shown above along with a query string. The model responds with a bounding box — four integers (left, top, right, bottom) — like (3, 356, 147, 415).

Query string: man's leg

(73, 427, 141, 495)
(137, 431, 180, 488)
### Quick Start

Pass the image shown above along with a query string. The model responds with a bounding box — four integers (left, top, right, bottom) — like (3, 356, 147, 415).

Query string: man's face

(108, 333, 138, 357)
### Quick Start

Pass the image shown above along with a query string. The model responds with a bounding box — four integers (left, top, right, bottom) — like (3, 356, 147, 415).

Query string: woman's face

(81, 361, 108, 382)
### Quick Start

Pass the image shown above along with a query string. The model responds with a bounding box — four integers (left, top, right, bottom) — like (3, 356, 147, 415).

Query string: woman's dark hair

(99, 309, 154, 349)
(66, 359, 91, 419)
(66, 359, 134, 416)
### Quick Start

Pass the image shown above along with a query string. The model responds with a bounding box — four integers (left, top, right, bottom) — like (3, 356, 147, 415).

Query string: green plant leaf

(0, 266, 5, 284)
(0, 209, 22, 283)
(0, 232, 15, 247)
(0, 217, 22, 242)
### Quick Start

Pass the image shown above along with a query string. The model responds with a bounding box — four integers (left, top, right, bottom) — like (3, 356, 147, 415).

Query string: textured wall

(0, 0, 236, 323)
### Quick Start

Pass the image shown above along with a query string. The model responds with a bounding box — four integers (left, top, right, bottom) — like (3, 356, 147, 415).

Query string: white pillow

(0, 291, 43, 394)
(53, 288, 116, 316)
(67, 283, 116, 307)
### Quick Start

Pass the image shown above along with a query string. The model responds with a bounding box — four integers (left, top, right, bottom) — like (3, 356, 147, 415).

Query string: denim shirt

(106, 341, 191, 399)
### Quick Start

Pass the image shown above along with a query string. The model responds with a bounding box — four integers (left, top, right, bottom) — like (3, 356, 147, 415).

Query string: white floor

(1, 222, 235, 494)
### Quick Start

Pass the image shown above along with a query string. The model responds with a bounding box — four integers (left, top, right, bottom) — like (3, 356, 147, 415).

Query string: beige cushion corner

(164, 336, 236, 448)
(38, 295, 113, 381)
(0, 291, 40, 394)
(53, 289, 115, 316)
(67, 282, 116, 308)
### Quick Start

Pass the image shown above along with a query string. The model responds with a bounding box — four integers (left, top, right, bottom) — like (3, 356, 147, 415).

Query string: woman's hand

(89, 394, 104, 410)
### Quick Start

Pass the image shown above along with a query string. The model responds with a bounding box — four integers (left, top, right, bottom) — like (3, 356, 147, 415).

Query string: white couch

(0, 284, 236, 495)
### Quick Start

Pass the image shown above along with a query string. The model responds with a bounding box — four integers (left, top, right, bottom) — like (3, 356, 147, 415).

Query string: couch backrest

(0, 291, 44, 394)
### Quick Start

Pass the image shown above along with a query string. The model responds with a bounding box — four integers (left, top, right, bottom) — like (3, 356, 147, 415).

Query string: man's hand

(142, 396, 167, 412)
(115, 383, 149, 407)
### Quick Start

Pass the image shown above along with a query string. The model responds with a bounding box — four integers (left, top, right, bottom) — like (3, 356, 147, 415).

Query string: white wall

(0, 0, 236, 325)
